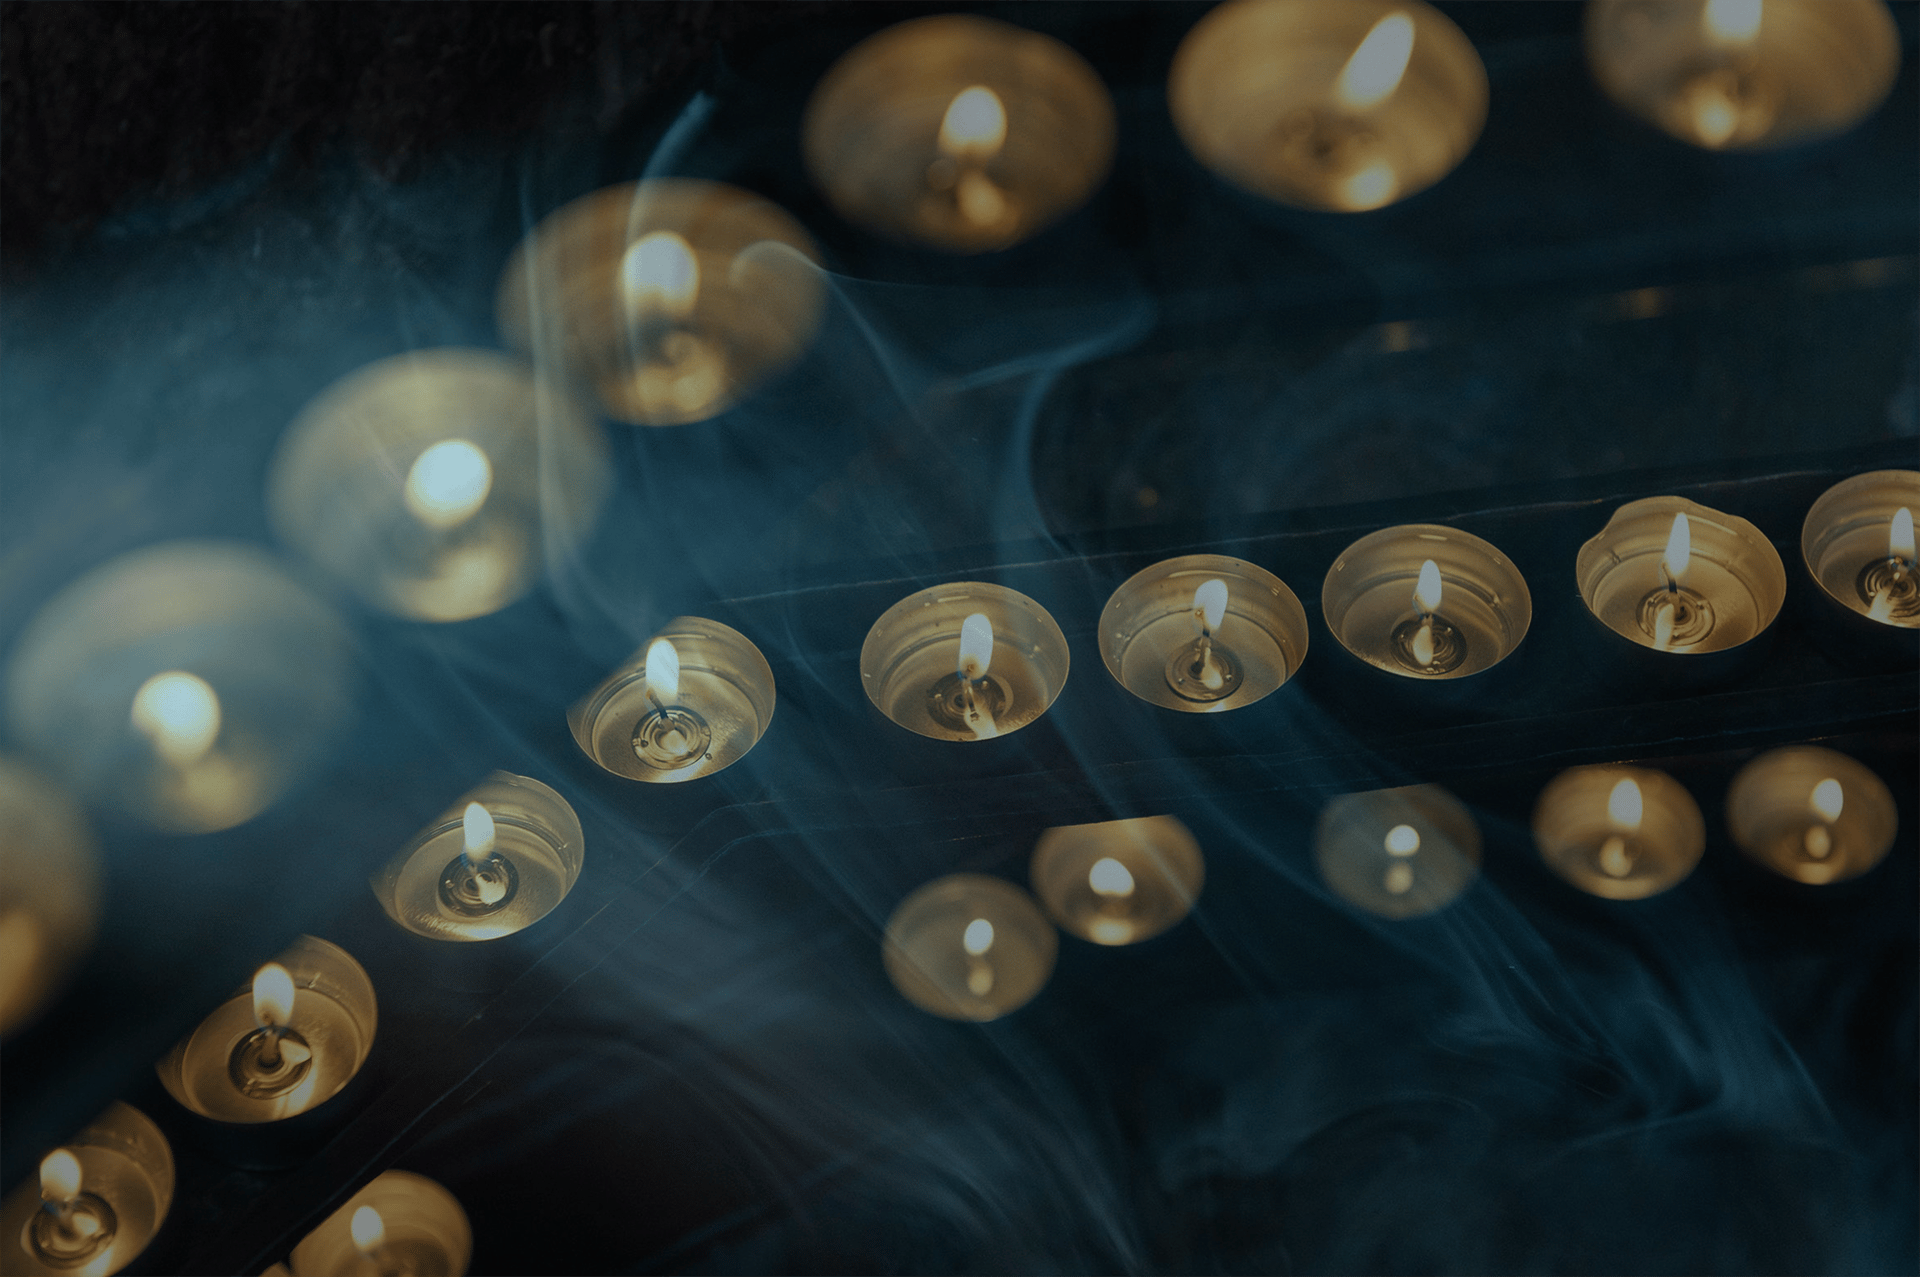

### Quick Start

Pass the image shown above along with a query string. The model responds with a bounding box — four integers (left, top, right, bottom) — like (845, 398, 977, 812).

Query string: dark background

(1, 3, 1915, 1274)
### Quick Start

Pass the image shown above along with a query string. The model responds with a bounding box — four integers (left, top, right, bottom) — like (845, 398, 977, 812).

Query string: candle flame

(251, 961, 296, 1030)
(351, 1205, 386, 1252)
(962, 917, 994, 955)
(1702, 0, 1763, 45)
(1339, 161, 1400, 212)
(1193, 578, 1228, 634)
(958, 613, 994, 681)
(645, 637, 681, 704)
(1088, 856, 1137, 898)
(131, 670, 221, 764)
(1663, 512, 1691, 585)
(404, 438, 492, 529)
(1607, 777, 1645, 831)
(1383, 823, 1421, 856)
(1413, 559, 1443, 613)
(1335, 12, 1416, 111)
(39, 1149, 82, 1204)
(1691, 90, 1740, 147)
(1809, 777, 1844, 823)
(938, 86, 1008, 161)
(622, 230, 700, 315)
(462, 801, 496, 859)
(1892, 507, 1915, 562)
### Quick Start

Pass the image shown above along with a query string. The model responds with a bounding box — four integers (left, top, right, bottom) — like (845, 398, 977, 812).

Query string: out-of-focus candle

(1802, 470, 1920, 630)
(158, 936, 376, 1123)
(1532, 765, 1706, 899)
(372, 773, 584, 942)
(1322, 526, 1530, 680)
(883, 874, 1057, 1020)
(1577, 496, 1785, 656)
(1586, 0, 1900, 151)
(1099, 555, 1309, 712)
(282, 1171, 471, 1277)
(1030, 816, 1204, 945)
(1169, 0, 1487, 212)
(803, 14, 1116, 252)
(1315, 784, 1481, 918)
(0, 1103, 173, 1277)
(862, 584, 1068, 741)
(0, 757, 99, 1037)
(1726, 746, 1898, 885)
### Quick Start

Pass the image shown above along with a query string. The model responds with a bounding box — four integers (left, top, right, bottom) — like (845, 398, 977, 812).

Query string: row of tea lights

(1, 727, 1898, 1274)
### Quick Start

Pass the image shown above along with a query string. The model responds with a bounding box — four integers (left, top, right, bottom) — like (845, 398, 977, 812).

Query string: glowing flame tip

(351, 1205, 385, 1252)
(1809, 778, 1844, 823)
(645, 637, 681, 704)
(1891, 507, 1914, 562)
(462, 801, 496, 859)
(251, 961, 296, 1030)
(1663, 512, 1692, 584)
(1194, 579, 1228, 634)
(404, 438, 493, 529)
(622, 231, 700, 313)
(962, 917, 994, 955)
(1089, 856, 1137, 897)
(1607, 777, 1645, 831)
(958, 613, 994, 681)
(39, 1150, 82, 1204)
(939, 85, 1008, 160)
(131, 669, 221, 764)
(1335, 12, 1416, 111)
(1383, 823, 1421, 856)
(1414, 559, 1443, 613)
(1703, 0, 1763, 44)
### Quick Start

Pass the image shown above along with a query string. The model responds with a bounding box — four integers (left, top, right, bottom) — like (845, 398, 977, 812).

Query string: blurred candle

(862, 583, 1068, 741)
(883, 874, 1057, 1020)
(1532, 765, 1706, 899)
(1316, 784, 1481, 918)
(0, 1103, 173, 1277)
(1030, 816, 1204, 945)
(1727, 746, 1897, 884)
(0, 757, 99, 1037)
(283, 1171, 471, 1277)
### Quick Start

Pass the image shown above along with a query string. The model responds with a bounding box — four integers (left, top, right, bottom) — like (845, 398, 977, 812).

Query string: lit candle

(883, 874, 1057, 1020)
(348, 1204, 443, 1277)
(0, 1103, 174, 1277)
(1800, 470, 1920, 636)
(862, 583, 1068, 742)
(1390, 558, 1468, 674)
(1577, 497, 1785, 658)
(1641, 512, 1715, 650)
(283, 1172, 471, 1277)
(929, 85, 1014, 231)
(1324, 526, 1529, 682)
(925, 612, 1004, 740)
(1861, 506, 1916, 625)
(434, 802, 518, 920)
(1030, 815, 1205, 945)
(227, 962, 315, 1100)
(1099, 554, 1308, 712)
(1726, 746, 1899, 885)
(1532, 765, 1705, 899)
(129, 670, 221, 765)
(1162, 578, 1242, 702)
(1315, 784, 1481, 918)
(29, 1148, 117, 1269)
(402, 439, 492, 530)
(630, 638, 714, 770)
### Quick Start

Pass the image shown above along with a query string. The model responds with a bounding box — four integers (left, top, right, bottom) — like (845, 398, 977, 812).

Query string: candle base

(437, 853, 520, 917)
(1636, 584, 1716, 648)
(1856, 557, 1918, 622)
(631, 705, 713, 771)
(1163, 637, 1240, 703)
(29, 1195, 117, 1269)
(1388, 614, 1467, 675)
(227, 1027, 314, 1100)
(925, 672, 1012, 737)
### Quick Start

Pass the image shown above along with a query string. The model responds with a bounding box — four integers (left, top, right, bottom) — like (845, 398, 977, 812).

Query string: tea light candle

(1727, 746, 1898, 885)
(1030, 816, 1205, 945)
(0, 757, 99, 1037)
(283, 1171, 471, 1277)
(0, 1103, 173, 1277)
(269, 349, 609, 622)
(497, 180, 825, 426)
(2, 541, 354, 833)
(1532, 765, 1706, 899)
(1576, 497, 1786, 655)
(1099, 555, 1309, 712)
(883, 874, 1057, 1020)
(1321, 525, 1531, 679)
(1169, 0, 1488, 212)
(1801, 470, 1920, 629)
(372, 773, 584, 941)
(569, 619, 776, 782)
(803, 14, 1116, 252)
(861, 583, 1068, 741)
(1585, 0, 1900, 151)
(157, 935, 376, 1123)
(1315, 784, 1481, 918)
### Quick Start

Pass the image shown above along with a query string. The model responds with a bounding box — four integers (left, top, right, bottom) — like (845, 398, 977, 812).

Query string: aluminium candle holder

(1099, 555, 1308, 713)
(569, 619, 776, 783)
(283, 1171, 471, 1277)
(1726, 746, 1897, 886)
(1169, 0, 1488, 212)
(497, 179, 825, 426)
(1799, 469, 1920, 669)
(0, 1103, 173, 1277)
(1315, 784, 1481, 919)
(1532, 765, 1706, 900)
(2, 540, 354, 834)
(373, 773, 584, 943)
(0, 756, 99, 1038)
(883, 874, 1058, 1021)
(803, 13, 1116, 253)
(1575, 496, 1786, 688)
(269, 348, 609, 622)
(1585, 0, 1900, 152)
(1030, 816, 1204, 946)
(861, 583, 1069, 743)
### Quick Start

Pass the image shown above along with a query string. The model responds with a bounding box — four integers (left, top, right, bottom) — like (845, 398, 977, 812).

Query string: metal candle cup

(569, 619, 776, 783)
(498, 180, 825, 426)
(1801, 469, 1920, 630)
(1030, 816, 1204, 946)
(1533, 765, 1706, 900)
(1170, 0, 1487, 212)
(1099, 555, 1308, 713)
(158, 936, 376, 1124)
(372, 774, 584, 942)
(883, 874, 1057, 1021)
(0, 1104, 173, 1277)
(1315, 784, 1481, 919)
(1585, 0, 1900, 152)
(283, 1171, 471, 1277)
(2, 541, 353, 834)
(1322, 525, 1531, 681)
(803, 14, 1116, 253)
(269, 349, 609, 623)
(0, 757, 99, 1037)
(1727, 746, 1897, 885)
(861, 583, 1068, 742)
